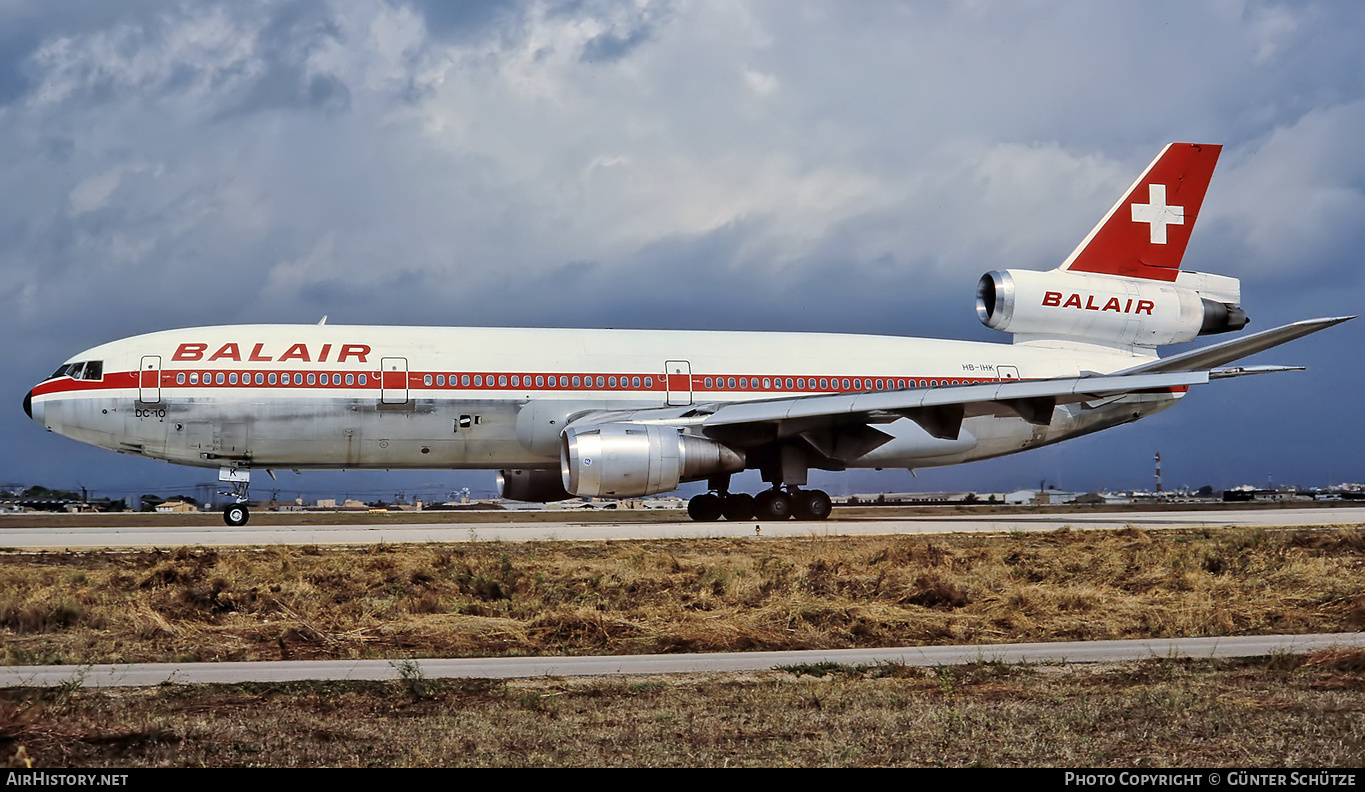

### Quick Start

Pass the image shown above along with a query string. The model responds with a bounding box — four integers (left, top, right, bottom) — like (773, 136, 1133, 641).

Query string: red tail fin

(1060, 143, 1221, 282)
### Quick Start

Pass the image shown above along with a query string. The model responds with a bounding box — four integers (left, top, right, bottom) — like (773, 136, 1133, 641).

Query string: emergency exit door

(139, 356, 161, 404)
(381, 357, 408, 404)
(665, 360, 692, 406)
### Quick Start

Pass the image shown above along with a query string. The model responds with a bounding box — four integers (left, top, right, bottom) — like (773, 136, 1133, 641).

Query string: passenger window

(463, 375, 471, 387)
(294, 373, 303, 385)
(535, 376, 544, 387)
(556, 376, 565, 387)
(705, 377, 713, 388)
(215, 373, 225, 385)
(498, 375, 507, 387)
(572, 376, 580, 387)
(229, 373, 238, 385)
(176, 372, 185, 384)
(597, 376, 605, 388)
(436, 375, 444, 386)
(358, 374, 367, 385)
(424, 374, 433, 386)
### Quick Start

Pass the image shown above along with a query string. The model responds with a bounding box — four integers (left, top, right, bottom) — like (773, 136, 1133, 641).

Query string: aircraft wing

(569, 370, 1208, 443)
(565, 316, 1348, 447)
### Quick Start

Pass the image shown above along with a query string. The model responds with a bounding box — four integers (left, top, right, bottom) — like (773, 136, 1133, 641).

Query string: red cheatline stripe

(32, 369, 1009, 397)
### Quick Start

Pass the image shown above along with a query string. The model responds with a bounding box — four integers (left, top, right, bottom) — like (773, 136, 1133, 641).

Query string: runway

(2, 506, 1362, 549)
(4, 633, 1362, 689)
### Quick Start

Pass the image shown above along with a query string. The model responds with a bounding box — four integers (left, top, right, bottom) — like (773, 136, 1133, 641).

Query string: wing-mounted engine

(976, 268, 1247, 348)
(561, 422, 745, 498)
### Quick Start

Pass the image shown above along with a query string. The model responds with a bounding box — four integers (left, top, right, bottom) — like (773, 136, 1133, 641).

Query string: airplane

(23, 142, 1352, 527)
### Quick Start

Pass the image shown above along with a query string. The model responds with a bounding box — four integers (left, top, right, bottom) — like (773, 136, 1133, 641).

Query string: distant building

(155, 500, 199, 514)
(1004, 489, 1082, 505)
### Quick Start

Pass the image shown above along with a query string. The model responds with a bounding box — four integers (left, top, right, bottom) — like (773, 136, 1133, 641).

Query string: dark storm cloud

(408, 0, 528, 42)
(579, 22, 654, 63)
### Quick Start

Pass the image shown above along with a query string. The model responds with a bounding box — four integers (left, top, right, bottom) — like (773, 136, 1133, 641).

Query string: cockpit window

(48, 361, 104, 381)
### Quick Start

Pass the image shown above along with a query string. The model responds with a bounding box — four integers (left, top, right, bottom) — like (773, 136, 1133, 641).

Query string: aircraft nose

(23, 388, 42, 426)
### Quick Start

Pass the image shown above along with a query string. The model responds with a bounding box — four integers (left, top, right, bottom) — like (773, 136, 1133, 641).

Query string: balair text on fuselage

(170, 342, 372, 364)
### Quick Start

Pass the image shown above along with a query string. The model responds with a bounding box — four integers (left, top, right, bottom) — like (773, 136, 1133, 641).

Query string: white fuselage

(27, 323, 1180, 478)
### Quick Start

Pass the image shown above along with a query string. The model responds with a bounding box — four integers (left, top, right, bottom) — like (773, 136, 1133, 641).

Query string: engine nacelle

(976, 269, 1247, 347)
(497, 468, 572, 502)
(561, 423, 745, 498)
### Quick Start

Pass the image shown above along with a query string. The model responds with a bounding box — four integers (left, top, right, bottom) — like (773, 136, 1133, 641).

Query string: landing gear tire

(720, 493, 755, 521)
(224, 503, 250, 527)
(754, 490, 793, 521)
(793, 489, 832, 521)
(687, 493, 723, 522)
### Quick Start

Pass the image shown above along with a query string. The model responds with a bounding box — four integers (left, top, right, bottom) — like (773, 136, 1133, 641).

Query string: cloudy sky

(5, 0, 1364, 503)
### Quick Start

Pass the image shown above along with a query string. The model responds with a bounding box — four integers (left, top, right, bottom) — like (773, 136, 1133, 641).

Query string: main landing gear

(687, 486, 832, 522)
(219, 467, 251, 527)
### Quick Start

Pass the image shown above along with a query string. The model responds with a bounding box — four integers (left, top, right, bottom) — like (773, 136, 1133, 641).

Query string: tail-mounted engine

(976, 268, 1247, 347)
(561, 423, 745, 498)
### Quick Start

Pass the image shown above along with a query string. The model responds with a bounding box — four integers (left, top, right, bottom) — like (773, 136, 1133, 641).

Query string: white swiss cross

(1130, 183, 1184, 244)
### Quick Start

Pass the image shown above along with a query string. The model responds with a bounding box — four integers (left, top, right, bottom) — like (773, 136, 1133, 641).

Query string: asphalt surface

(5, 633, 1363, 688)
(2, 506, 1362, 549)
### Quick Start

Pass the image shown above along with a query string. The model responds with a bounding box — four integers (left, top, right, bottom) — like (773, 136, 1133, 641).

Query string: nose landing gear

(223, 502, 249, 527)
(219, 467, 251, 527)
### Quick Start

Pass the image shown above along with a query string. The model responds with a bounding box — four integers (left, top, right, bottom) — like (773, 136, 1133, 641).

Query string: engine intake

(561, 423, 745, 498)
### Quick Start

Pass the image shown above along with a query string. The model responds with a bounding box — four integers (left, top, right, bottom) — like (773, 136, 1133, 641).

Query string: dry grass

(1, 525, 1363, 665)
(2, 652, 1363, 767)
